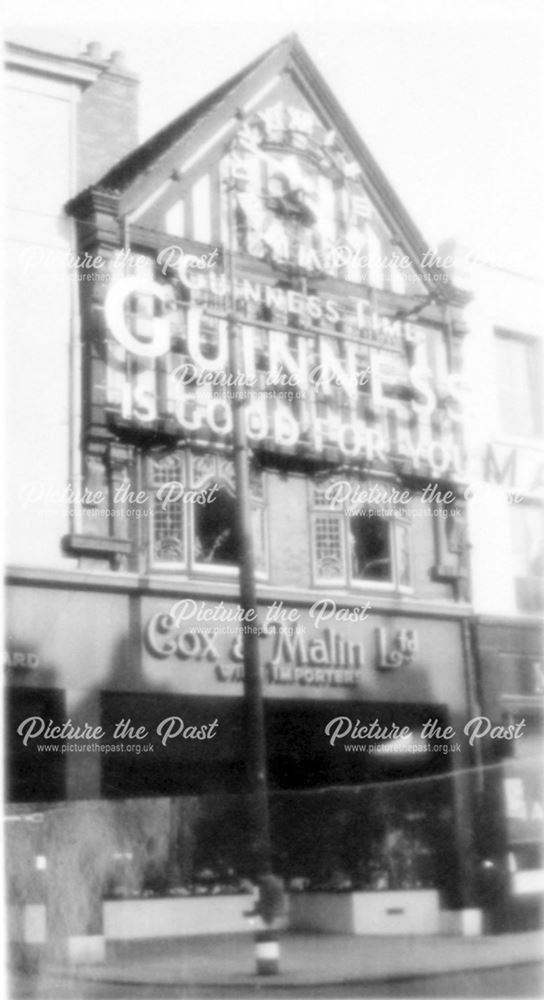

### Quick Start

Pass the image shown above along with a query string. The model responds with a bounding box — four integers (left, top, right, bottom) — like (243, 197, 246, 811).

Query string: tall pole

(226, 264, 272, 877)
(224, 138, 281, 974)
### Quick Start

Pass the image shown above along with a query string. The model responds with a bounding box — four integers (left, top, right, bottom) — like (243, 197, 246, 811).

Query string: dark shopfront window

(96, 694, 458, 901)
(6, 687, 66, 802)
(4, 779, 458, 914)
(6, 690, 453, 806)
(269, 777, 456, 894)
(502, 709, 544, 873)
(5, 690, 460, 907)
(96, 777, 458, 904)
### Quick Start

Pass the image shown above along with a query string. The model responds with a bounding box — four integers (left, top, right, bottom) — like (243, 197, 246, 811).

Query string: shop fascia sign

(5, 648, 40, 670)
(104, 270, 463, 475)
(145, 607, 419, 688)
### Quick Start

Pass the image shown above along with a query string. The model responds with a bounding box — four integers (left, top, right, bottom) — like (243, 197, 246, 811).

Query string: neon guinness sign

(101, 270, 464, 477)
(96, 97, 463, 477)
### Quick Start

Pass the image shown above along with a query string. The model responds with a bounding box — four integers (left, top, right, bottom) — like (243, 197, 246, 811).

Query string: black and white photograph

(3, 1, 544, 997)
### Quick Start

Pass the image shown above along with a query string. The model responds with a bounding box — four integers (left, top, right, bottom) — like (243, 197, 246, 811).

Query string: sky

(3, 0, 544, 277)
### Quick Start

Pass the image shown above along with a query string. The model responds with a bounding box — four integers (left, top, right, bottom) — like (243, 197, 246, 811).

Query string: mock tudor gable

(69, 34, 465, 302)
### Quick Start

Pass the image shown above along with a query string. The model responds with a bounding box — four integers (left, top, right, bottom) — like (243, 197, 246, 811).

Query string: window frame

(310, 509, 348, 586)
(494, 328, 542, 441)
(348, 510, 395, 588)
(309, 478, 413, 593)
(147, 450, 268, 579)
(191, 477, 240, 577)
(149, 453, 189, 571)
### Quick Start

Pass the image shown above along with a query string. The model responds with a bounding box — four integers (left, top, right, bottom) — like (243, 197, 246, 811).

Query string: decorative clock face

(224, 101, 372, 276)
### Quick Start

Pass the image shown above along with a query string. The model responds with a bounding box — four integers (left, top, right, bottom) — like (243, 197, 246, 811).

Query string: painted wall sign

(483, 442, 544, 496)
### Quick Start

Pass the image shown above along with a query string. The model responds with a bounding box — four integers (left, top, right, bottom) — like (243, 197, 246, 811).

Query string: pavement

(44, 930, 544, 990)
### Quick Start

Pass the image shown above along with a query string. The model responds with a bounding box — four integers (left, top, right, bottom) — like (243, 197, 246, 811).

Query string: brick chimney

(77, 42, 139, 191)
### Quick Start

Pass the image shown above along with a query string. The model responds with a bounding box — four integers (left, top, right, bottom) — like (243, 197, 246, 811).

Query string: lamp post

(223, 136, 282, 975)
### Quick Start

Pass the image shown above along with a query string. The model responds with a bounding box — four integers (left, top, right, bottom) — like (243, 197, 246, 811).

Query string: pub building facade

(6, 34, 493, 948)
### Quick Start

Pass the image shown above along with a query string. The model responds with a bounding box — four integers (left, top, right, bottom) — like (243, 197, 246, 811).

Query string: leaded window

(151, 454, 186, 564)
(149, 450, 266, 575)
(311, 477, 412, 590)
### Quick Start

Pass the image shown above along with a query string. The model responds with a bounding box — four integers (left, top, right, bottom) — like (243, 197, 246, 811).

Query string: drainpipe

(68, 85, 83, 537)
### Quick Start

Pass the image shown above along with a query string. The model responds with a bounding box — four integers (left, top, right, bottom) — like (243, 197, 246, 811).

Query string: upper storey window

(149, 451, 266, 576)
(310, 477, 412, 591)
(495, 330, 541, 438)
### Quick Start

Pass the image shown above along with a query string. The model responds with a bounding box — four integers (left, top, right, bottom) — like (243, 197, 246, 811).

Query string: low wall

(10, 893, 484, 946)
(8, 904, 46, 945)
(290, 890, 441, 935)
(103, 894, 254, 939)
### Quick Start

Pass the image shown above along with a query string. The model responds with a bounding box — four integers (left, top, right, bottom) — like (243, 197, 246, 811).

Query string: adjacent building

(444, 244, 544, 929)
(6, 32, 540, 952)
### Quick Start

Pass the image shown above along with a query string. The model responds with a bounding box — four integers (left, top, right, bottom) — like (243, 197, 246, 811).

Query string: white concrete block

(66, 935, 105, 964)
